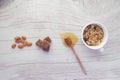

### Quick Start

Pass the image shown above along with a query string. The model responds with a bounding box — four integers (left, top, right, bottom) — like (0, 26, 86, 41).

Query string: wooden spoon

(64, 37, 87, 75)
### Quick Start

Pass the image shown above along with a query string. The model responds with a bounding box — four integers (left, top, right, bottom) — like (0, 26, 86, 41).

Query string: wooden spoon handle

(71, 46, 87, 75)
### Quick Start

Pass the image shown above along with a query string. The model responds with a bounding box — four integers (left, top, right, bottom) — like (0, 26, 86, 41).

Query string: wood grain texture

(0, 0, 120, 80)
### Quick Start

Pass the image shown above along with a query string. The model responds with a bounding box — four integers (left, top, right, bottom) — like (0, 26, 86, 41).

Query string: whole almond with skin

(18, 44, 24, 49)
(11, 43, 16, 49)
(26, 42, 32, 46)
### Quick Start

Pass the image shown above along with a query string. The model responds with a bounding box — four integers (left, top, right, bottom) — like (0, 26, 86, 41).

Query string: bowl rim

(81, 22, 108, 50)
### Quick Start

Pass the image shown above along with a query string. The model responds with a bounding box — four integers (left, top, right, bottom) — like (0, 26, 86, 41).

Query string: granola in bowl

(83, 24, 104, 46)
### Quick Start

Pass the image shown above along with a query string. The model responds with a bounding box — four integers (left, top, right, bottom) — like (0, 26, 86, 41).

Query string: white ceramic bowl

(81, 22, 108, 50)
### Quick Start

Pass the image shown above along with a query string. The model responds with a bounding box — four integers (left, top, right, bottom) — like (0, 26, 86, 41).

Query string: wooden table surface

(0, 0, 120, 80)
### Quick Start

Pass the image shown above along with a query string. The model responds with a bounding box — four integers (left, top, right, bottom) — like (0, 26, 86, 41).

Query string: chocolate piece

(42, 40, 50, 51)
(36, 39, 43, 47)
(36, 36, 52, 52)
(44, 36, 51, 43)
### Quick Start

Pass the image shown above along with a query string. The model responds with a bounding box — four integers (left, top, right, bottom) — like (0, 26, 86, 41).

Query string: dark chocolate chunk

(36, 39, 43, 47)
(44, 36, 52, 43)
(42, 40, 50, 51)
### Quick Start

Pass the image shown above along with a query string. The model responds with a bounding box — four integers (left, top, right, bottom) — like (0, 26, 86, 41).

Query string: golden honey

(60, 32, 78, 46)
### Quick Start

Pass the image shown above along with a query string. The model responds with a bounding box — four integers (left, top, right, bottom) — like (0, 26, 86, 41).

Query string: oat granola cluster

(83, 24, 104, 46)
